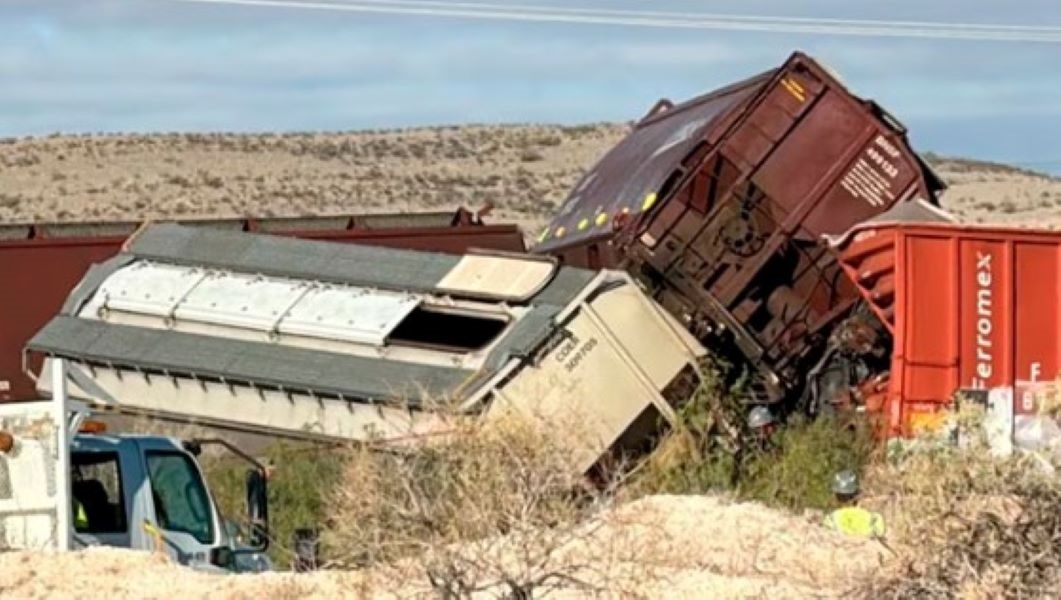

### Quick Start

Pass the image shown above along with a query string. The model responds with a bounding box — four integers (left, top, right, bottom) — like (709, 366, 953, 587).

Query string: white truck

(2, 223, 706, 567)
(0, 364, 271, 572)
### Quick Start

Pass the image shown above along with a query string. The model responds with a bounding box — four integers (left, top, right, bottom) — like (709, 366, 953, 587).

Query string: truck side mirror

(245, 469, 269, 551)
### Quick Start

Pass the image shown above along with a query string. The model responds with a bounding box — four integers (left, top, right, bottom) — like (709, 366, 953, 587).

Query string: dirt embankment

(0, 495, 885, 599)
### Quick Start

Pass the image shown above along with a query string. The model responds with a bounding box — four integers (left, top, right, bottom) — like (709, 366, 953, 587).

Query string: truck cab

(71, 432, 268, 572)
(0, 398, 270, 572)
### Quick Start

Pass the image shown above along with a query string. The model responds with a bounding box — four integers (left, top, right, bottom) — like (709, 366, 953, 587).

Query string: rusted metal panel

(535, 51, 945, 408)
(834, 221, 1061, 438)
(0, 210, 524, 403)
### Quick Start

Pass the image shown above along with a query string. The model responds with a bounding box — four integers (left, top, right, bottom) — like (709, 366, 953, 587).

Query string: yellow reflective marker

(781, 77, 806, 102)
(555, 226, 566, 238)
(577, 217, 590, 231)
(642, 192, 658, 211)
(595, 212, 608, 226)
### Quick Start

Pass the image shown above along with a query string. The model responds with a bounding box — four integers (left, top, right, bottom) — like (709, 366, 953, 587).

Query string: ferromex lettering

(972, 250, 994, 389)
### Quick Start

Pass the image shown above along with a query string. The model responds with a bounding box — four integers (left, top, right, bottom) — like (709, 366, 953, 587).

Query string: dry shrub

(518, 149, 544, 163)
(323, 418, 642, 598)
(860, 405, 1061, 598)
(1036, 377, 1061, 420)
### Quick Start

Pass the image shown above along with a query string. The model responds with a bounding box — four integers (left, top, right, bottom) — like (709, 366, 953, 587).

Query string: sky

(2, 0, 1060, 172)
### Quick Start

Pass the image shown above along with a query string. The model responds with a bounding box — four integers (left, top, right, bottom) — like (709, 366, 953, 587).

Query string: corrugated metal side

(836, 223, 1061, 436)
(0, 215, 524, 403)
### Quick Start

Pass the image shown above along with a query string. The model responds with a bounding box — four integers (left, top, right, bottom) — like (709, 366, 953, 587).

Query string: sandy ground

(930, 156, 1061, 228)
(1, 126, 1059, 237)
(0, 495, 885, 599)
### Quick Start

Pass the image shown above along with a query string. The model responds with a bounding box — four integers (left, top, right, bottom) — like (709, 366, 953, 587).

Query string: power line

(164, 0, 1061, 43)
(170, 0, 1061, 41)
(332, 0, 1061, 34)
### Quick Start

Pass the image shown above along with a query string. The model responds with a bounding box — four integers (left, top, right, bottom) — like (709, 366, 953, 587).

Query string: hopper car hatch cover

(0, 209, 525, 403)
(86, 261, 425, 347)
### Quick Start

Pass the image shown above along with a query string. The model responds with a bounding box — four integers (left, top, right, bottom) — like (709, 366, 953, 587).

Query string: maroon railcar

(0, 208, 525, 403)
(535, 51, 946, 407)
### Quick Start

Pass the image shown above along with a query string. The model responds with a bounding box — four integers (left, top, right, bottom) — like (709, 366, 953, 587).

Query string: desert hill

(1, 125, 1058, 233)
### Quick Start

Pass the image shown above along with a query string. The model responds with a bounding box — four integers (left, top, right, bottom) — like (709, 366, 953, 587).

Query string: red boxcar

(535, 51, 945, 407)
(0, 209, 525, 402)
(832, 209, 1061, 438)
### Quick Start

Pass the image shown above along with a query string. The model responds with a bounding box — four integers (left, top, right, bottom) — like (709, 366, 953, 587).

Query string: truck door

(69, 446, 131, 549)
(138, 443, 222, 567)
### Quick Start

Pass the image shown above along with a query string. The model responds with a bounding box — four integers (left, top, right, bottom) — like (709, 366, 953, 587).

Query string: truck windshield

(145, 451, 215, 545)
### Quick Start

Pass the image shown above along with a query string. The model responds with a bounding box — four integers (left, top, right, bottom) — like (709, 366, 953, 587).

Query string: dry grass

(0, 493, 892, 599)
(859, 406, 1061, 599)
(322, 418, 644, 598)
(3, 406, 990, 599)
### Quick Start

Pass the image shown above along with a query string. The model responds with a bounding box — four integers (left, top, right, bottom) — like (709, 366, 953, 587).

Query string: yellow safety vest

(823, 506, 885, 539)
(74, 499, 89, 530)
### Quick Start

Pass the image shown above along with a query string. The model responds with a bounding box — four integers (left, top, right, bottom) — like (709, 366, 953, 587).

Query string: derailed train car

(830, 201, 1061, 451)
(26, 224, 706, 475)
(534, 51, 946, 410)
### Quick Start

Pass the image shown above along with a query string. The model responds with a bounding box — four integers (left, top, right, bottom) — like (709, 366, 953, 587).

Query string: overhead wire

(152, 0, 1061, 174)
(317, 0, 1061, 34)
(163, 0, 1061, 43)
